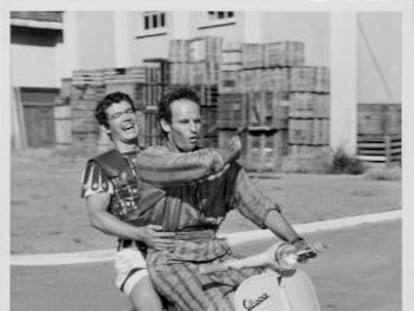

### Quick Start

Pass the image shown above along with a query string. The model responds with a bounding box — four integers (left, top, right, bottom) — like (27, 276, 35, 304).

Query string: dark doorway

(20, 88, 59, 148)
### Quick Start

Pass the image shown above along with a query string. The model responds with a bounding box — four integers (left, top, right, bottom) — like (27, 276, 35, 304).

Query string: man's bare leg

(129, 276, 164, 311)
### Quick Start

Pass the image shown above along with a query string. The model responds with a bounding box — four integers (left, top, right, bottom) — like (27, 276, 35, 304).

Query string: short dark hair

(95, 91, 135, 128)
(158, 86, 201, 124)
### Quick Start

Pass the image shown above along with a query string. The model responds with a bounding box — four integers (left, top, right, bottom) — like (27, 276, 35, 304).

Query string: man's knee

(129, 276, 163, 311)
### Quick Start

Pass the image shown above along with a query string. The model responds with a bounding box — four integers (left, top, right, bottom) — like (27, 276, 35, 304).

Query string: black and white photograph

(2, 1, 413, 311)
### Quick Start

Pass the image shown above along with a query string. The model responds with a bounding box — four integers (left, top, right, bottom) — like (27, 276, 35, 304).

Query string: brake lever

(297, 243, 331, 263)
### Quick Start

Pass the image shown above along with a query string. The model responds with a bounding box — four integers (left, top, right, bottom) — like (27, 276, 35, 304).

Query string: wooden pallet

(357, 134, 401, 164)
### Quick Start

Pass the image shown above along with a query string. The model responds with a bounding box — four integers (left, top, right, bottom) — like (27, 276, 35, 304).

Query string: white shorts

(114, 243, 149, 296)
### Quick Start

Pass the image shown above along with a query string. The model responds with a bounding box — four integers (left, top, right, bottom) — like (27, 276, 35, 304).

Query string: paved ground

(9, 149, 402, 311)
(11, 220, 401, 311)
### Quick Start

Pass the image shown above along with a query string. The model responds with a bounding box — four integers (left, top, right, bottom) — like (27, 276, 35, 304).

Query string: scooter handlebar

(199, 242, 329, 274)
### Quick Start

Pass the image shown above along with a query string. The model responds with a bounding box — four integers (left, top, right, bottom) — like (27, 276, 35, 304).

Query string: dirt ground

(10, 148, 401, 255)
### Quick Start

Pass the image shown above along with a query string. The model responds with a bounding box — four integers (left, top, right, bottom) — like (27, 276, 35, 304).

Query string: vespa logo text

(242, 293, 270, 311)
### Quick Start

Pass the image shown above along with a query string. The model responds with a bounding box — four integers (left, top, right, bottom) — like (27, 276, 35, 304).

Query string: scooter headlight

(274, 243, 298, 269)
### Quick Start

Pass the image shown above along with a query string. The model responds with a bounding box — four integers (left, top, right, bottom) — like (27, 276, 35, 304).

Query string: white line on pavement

(10, 210, 401, 266)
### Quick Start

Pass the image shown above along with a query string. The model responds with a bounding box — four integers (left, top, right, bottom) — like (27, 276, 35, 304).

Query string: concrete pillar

(114, 11, 131, 67)
(242, 12, 264, 43)
(170, 12, 192, 39)
(61, 12, 79, 78)
(329, 12, 357, 154)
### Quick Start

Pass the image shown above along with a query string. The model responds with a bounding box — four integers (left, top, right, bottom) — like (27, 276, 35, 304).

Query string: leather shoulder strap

(92, 149, 130, 178)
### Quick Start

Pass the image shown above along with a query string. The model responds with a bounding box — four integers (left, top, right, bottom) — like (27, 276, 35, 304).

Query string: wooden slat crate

(314, 66, 330, 93)
(290, 67, 315, 93)
(289, 93, 330, 118)
(288, 118, 329, 145)
(247, 91, 289, 129)
(242, 43, 265, 69)
(222, 50, 243, 64)
(189, 61, 221, 86)
(221, 63, 244, 71)
(290, 66, 330, 93)
(189, 36, 223, 63)
(262, 68, 290, 92)
(219, 71, 243, 94)
(169, 63, 191, 85)
(264, 41, 305, 67)
(221, 41, 243, 71)
(200, 105, 217, 135)
(358, 103, 401, 136)
(217, 93, 247, 129)
(357, 134, 401, 164)
(143, 58, 171, 84)
(243, 69, 262, 92)
(143, 106, 162, 147)
(72, 69, 106, 86)
(71, 109, 98, 133)
(288, 118, 311, 145)
(169, 39, 191, 63)
(103, 67, 149, 84)
(193, 85, 219, 107)
(244, 129, 289, 171)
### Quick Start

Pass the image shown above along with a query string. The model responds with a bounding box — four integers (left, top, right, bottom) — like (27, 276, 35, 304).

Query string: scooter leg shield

(233, 270, 321, 311)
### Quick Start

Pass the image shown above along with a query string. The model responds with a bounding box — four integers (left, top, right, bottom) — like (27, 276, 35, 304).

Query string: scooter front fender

(233, 270, 321, 311)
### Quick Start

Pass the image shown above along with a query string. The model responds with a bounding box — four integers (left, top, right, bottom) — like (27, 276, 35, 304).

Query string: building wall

(357, 12, 401, 103)
(188, 12, 244, 41)
(75, 12, 116, 70)
(11, 27, 62, 88)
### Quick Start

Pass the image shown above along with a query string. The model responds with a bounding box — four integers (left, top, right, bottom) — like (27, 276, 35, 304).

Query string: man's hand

(225, 136, 242, 161)
(137, 225, 175, 251)
(293, 238, 330, 263)
(211, 136, 242, 172)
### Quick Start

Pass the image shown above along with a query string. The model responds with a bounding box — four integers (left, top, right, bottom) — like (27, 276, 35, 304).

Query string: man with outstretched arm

(80, 91, 242, 311)
(135, 86, 315, 311)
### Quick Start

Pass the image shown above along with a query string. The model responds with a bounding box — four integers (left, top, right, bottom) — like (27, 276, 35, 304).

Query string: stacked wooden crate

(217, 42, 312, 170)
(169, 37, 223, 86)
(195, 84, 219, 147)
(357, 103, 401, 164)
(70, 70, 106, 153)
(143, 105, 162, 147)
(189, 36, 222, 86)
(169, 39, 191, 85)
(288, 91, 330, 157)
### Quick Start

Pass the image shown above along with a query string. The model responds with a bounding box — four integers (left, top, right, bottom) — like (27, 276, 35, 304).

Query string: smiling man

(80, 91, 241, 311)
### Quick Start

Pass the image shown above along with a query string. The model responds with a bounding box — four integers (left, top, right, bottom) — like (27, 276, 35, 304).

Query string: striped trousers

(147, 252, 264, 311)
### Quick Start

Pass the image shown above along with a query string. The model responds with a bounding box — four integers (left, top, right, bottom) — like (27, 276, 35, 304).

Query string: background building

(9, 11, 402, 168)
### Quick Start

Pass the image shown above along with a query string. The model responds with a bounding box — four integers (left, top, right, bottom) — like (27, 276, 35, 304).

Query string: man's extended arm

(137, 136, 241, 186)
(231, 167, 302, 243)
